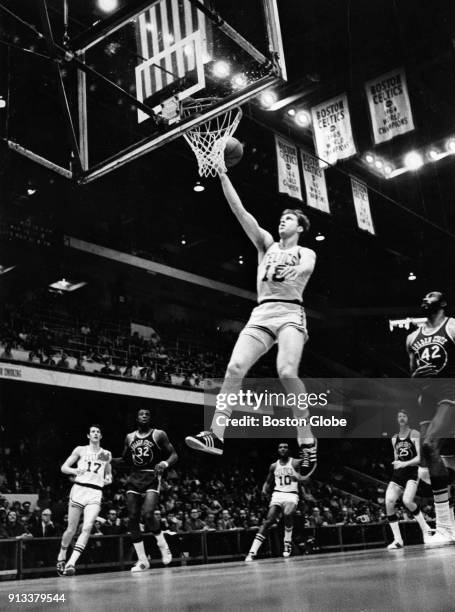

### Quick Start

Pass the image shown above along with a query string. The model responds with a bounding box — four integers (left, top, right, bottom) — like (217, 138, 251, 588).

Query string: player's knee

(277, 363, 298, 379)
(402, 494, 414, 508)
(225, 359, 247, 378)
(81, 524, 92, 537)
(385, 495, 396, 509)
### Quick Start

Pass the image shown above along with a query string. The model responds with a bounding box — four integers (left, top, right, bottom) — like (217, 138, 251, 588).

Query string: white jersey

(257, 243, 310, 303)
(74, 446, 110, 489)
(273, 457, 299, 494)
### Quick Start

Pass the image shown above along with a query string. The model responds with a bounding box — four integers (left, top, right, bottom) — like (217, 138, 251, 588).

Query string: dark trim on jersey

(74, 481, 103, 491)
(258, 299, 303, 306)
(273, 489, 298, 495)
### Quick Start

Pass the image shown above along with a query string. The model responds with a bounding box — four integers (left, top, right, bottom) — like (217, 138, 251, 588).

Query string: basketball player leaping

(113, 408, 178, 572)
(57, 425, 112, 576)
(407, 291, 455, 544)
(385, 410, 432, 549)
(186, 172, 317, 476)
(246, 442, 306, 561)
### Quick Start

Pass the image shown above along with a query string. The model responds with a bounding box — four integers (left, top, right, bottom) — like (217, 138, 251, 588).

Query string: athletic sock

(154, 531, 167, 548)
(387, 514, 403, 543)
(284, 526, 293, 544)
(133, 540, 148, 562)
(249, 533, 266, 556)
(211, 410, 228, 441)
(67, 544, 85, 566)
(411, 508, 431, 533)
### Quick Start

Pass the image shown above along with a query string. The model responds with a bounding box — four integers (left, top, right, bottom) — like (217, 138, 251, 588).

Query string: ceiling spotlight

(384, 165, 393, 175)
(365, 153, 374, 164)
(97, 0, 118, 13)
(193, 181, 204, 192)
(404, 151, 424, 171)
(374, 160, 383, 169)
(0, 97, 6, 109)
(315, 233, 325, 242)
(287, 108, 296, 117)
(181, 237, 187, 246)
(294, 110, 311, 128)
(428, 149, 440, 161)
(238, 256, 244, 265)
(408, 272, 416, 281)
(212, 60, 230, 78)
(446, 138, 455, 153)
(27, 188, 37, 196)
(231, 73, 247, 90)
(259, 90, 277, 109)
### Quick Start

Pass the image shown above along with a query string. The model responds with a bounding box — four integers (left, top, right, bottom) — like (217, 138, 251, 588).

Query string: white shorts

(70, 483, 102, 509)
(240, 302, 308, 350)
(270, 491, 299, 512)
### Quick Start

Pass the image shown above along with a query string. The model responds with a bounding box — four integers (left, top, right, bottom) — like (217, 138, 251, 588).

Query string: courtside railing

(0, 520, 427, 581)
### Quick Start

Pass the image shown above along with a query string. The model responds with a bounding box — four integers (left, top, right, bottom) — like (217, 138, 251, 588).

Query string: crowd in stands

(0, 299, 234, 386)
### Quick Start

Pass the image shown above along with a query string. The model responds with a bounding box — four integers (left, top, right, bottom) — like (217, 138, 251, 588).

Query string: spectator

(30, 509, 57, 538)
(74, 356, 86, 372)
(5, 511, 32, 538)
(101, 510, 124, 536)
(56, 354, 69, 369)
(204, 513, 217, 531)
(184, 509, 206, 531)
(217, 510, 235, 531)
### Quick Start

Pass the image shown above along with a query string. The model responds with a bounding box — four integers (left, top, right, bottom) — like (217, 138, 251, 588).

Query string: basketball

(224, 137, 244, 168)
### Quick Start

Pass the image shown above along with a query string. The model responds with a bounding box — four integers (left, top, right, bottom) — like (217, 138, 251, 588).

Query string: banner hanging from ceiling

(311, 93, 357, 167)
(275, 135, 303, 200)
(351, 178, 375, 235)
(365, 68, 415, 144)
(300, 151, 330, 213)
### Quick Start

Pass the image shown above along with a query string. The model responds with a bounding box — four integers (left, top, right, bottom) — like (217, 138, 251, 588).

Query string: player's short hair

(88, 424, 102, 433)
(137, 408, 151, 415)
(278, 441, 289, 448)
(397, 410, 408, 418)
(281, 208, 311, 235)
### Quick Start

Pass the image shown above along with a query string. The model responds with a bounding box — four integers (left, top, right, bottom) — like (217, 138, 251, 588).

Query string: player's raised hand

(104, 474, 113, 485)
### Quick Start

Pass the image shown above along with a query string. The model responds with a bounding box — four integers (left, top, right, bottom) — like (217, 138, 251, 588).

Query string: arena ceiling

(1, 0, 455, 315)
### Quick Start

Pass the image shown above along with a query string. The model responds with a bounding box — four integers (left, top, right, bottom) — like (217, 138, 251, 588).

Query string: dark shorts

(125, 470, 160, 495)
(419, 382, 455, 456)
(390, 467, 418, 489)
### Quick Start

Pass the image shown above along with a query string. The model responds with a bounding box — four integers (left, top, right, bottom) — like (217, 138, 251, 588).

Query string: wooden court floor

(2, 546, 455, 612)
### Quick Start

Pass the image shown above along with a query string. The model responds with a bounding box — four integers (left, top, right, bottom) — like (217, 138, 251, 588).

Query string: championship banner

(311, 93, 356, 167)
(365, 68, 414, 144)
(351, 178, 375, 235)
(301, 151, 330, 213)
(275, 136, 303, 200)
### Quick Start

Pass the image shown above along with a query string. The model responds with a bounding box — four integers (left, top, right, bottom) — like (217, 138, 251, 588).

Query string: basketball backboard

(3, 0, 286, 184)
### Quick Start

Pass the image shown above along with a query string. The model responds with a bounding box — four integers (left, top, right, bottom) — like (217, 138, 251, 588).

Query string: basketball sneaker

(387, 540, 404, 550)
(245, 552, 256, 562)
(299, 439, 318, 478)
(63, 564, 76, 576)
(159, 543, 172, 566)
(283, 542, 292, 558)
(424, 525, 455, 546)
(56, 560, 66, 577)
(185, 431, 224, 456)
(131, 559, 150, 572)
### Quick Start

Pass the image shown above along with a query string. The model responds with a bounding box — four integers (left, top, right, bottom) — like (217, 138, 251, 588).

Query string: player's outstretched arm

(104, 458, 113, 485)
(61, 447, 82, 476)
(219, 172, 273, 253)
(155, 430, 178, 474)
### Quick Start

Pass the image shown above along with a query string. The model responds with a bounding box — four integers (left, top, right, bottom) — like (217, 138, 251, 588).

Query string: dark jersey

(409, 318, 455, 378)
(125, 429, 164, 471)
(394, 431, 417, 463)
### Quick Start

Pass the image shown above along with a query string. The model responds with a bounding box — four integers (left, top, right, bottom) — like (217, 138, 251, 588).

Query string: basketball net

(182, 101, 242, 177)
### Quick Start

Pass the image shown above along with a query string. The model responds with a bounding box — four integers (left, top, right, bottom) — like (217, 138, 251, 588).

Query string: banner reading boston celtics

(311, 93, 356, 167)
(275, 135, 303, 200)
(365, 68, 414, 144)
(301, 151, 330, 213)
